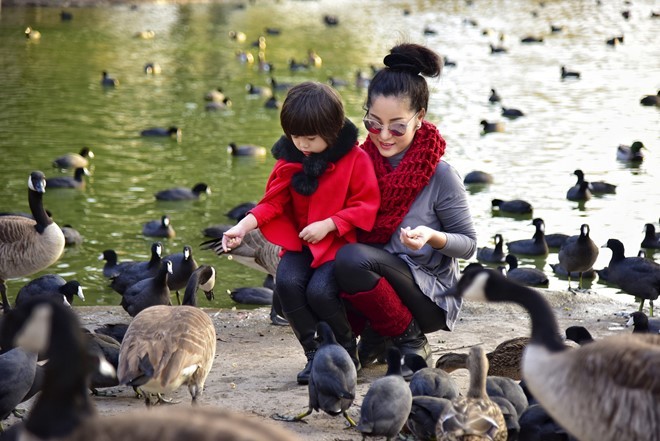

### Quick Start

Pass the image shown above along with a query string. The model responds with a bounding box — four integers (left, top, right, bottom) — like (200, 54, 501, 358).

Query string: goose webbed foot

(271, 408, 312, 423)
(270, 306, 289, 326)
(342, 411, 357, 428)
(175, 291, 181, 305)
(133, 386, 143, 399)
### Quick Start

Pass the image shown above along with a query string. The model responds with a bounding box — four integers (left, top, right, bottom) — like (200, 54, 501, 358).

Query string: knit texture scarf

(358, 120, 445, 244)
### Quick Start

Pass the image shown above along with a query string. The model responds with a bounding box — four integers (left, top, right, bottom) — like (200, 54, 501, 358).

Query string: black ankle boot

(358, 324, 391, 366)
(392, 319, 431, 380)
(297, 350, 316, 385)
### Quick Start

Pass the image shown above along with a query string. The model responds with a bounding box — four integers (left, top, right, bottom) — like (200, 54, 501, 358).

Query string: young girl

(221, 82, 380, 384)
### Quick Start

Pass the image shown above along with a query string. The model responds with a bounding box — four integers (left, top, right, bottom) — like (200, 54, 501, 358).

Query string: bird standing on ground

(452, 267, 660, 441)
(558, 224, 599, 292)
(357, 347, 412, 440)
(0, 171, 65, 312)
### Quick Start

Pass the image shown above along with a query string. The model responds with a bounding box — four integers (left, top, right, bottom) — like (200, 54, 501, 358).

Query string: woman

(335, 43, 477, 370)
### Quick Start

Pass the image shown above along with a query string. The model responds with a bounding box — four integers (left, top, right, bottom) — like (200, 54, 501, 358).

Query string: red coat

(250, 146, 380, 268)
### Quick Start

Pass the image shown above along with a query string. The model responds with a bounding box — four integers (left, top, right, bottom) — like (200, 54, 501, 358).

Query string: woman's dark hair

(280, 81, 345, 146)
(366, 43, 443, 113)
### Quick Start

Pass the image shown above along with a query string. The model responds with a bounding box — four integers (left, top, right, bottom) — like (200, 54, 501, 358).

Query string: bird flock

(2, 0, 659, 440)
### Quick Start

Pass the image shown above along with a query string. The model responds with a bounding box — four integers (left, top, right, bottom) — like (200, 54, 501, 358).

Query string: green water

(1, 0, 658, 310)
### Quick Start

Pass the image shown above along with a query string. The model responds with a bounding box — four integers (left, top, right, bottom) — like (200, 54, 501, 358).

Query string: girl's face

(364, 95, 425, 158)
(291, 135, 329, 156)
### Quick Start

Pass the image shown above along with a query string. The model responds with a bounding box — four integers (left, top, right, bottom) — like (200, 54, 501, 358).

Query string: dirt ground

(3, 289, 636, 440)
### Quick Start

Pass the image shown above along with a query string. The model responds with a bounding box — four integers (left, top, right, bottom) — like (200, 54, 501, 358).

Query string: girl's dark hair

(366, 43, 443, 113)
(280, 81, 345, 146)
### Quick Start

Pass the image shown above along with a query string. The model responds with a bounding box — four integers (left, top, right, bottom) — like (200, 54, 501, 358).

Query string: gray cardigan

(383, 157, 477, 330)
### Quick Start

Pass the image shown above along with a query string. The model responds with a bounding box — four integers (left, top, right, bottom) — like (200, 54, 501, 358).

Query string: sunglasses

(362, 111, 420, 137)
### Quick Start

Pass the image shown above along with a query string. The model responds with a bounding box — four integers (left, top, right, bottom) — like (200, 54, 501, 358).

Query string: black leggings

(275, 247, 342, 320)
(335, 243, 448, 333)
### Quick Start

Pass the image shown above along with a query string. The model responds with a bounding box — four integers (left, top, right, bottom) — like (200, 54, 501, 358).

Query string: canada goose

(603, 238, 660, 315)
(274, 321, 356, 426)
(404, 354, 460, 399)
(226, 201, 257, 222)
(45, 167, 89, 189)
(566, 181, 592, 201)
(572, 169, 617, 194)
(561, 66, 580, 79)
(626, 311, 660, 334)
(640, 91, 659, 106)
(182, 265, 215, 305)
(155, 183, 210, 201)
(558, 224, 599, 291)
(0, 171, 65, 312)
(501, 106, 525, 119)
(52, 147, 94, 169)
(108, 242, 163, 294)
(488, 88, 501, 103)
(641, 223, 660, 249)
(142, 215, 175, 238)
(357, 347, 412, 440)
(5, 299, 301, 441)
(436, 346, 507, 441)
(143, 62, 161, 74)
(480, 120, 505, 134)
(616, 141, 645, 162)
(163, 245, 199, 303)
(477, 234, 505, 264)
(452, 268, 660, 441)
(565, 325, 595, 345)
(140, 126, 181, 139)
(463, 170, 494, 185)
(120, 260, 173, 317)
(507, 218, 549, 256)
(227, 142, 267, 157)
(491, 198, 532, 215)
(101, 71, 118, 87)
(83, 329, 120, 395)
(118, 301, 215, 406)
(15, 274, 84, 307)
(435, 336, 529, 381)
(24, 26, 41, 40)
(61, 225, 83, 246)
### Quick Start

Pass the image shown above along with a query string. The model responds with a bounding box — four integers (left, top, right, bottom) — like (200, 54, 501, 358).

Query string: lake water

(0, 0, 658, 310)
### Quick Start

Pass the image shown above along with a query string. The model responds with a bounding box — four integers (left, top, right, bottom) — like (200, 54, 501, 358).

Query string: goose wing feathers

(118, 306, 215, 392)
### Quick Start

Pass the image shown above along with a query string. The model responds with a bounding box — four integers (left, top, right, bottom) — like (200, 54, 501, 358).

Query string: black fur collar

(271, 118, 358, 195)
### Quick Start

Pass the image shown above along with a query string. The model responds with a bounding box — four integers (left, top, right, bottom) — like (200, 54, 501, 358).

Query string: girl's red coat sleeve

(249, 146, 380, 268)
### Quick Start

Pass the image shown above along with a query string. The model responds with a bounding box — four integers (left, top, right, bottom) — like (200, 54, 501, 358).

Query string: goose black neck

(182, 273, 199, 306)
(493, 277, 565, 352)
(28, 188, 52, 233)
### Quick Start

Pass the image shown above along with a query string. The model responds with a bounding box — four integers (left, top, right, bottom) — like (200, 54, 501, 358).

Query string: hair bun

(383, 53, 421, 75)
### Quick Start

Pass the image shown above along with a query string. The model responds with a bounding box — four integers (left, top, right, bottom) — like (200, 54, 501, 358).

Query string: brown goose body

(117, 305, 216, 401)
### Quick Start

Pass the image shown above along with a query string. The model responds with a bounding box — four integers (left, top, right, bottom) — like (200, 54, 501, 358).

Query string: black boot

(357, 323, 391, 367)
(297, 350, 316, 385)
(391, 318, 432, 380)
(282, 306, 319, 385)
(321, 308, 361, 372)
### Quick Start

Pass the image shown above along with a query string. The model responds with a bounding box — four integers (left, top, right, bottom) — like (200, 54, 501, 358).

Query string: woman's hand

(399, 226, 446, 250)
(222, 225, 247, 252)
(299, 218, 336, 244)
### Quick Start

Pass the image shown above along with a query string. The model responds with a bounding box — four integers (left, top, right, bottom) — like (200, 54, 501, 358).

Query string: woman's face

(364, 95, 425, 158)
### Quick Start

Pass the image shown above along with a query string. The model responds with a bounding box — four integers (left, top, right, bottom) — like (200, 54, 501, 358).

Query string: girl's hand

(299, 219, 336, 244)
(222, 226, 246, 252)
(399, 226, 433, 250)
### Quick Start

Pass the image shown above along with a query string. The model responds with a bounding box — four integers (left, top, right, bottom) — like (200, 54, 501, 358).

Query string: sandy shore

(3, 289, 635, 440)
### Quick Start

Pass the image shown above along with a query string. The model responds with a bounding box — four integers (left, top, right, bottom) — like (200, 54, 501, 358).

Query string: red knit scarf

(358, 120, 445, 244)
